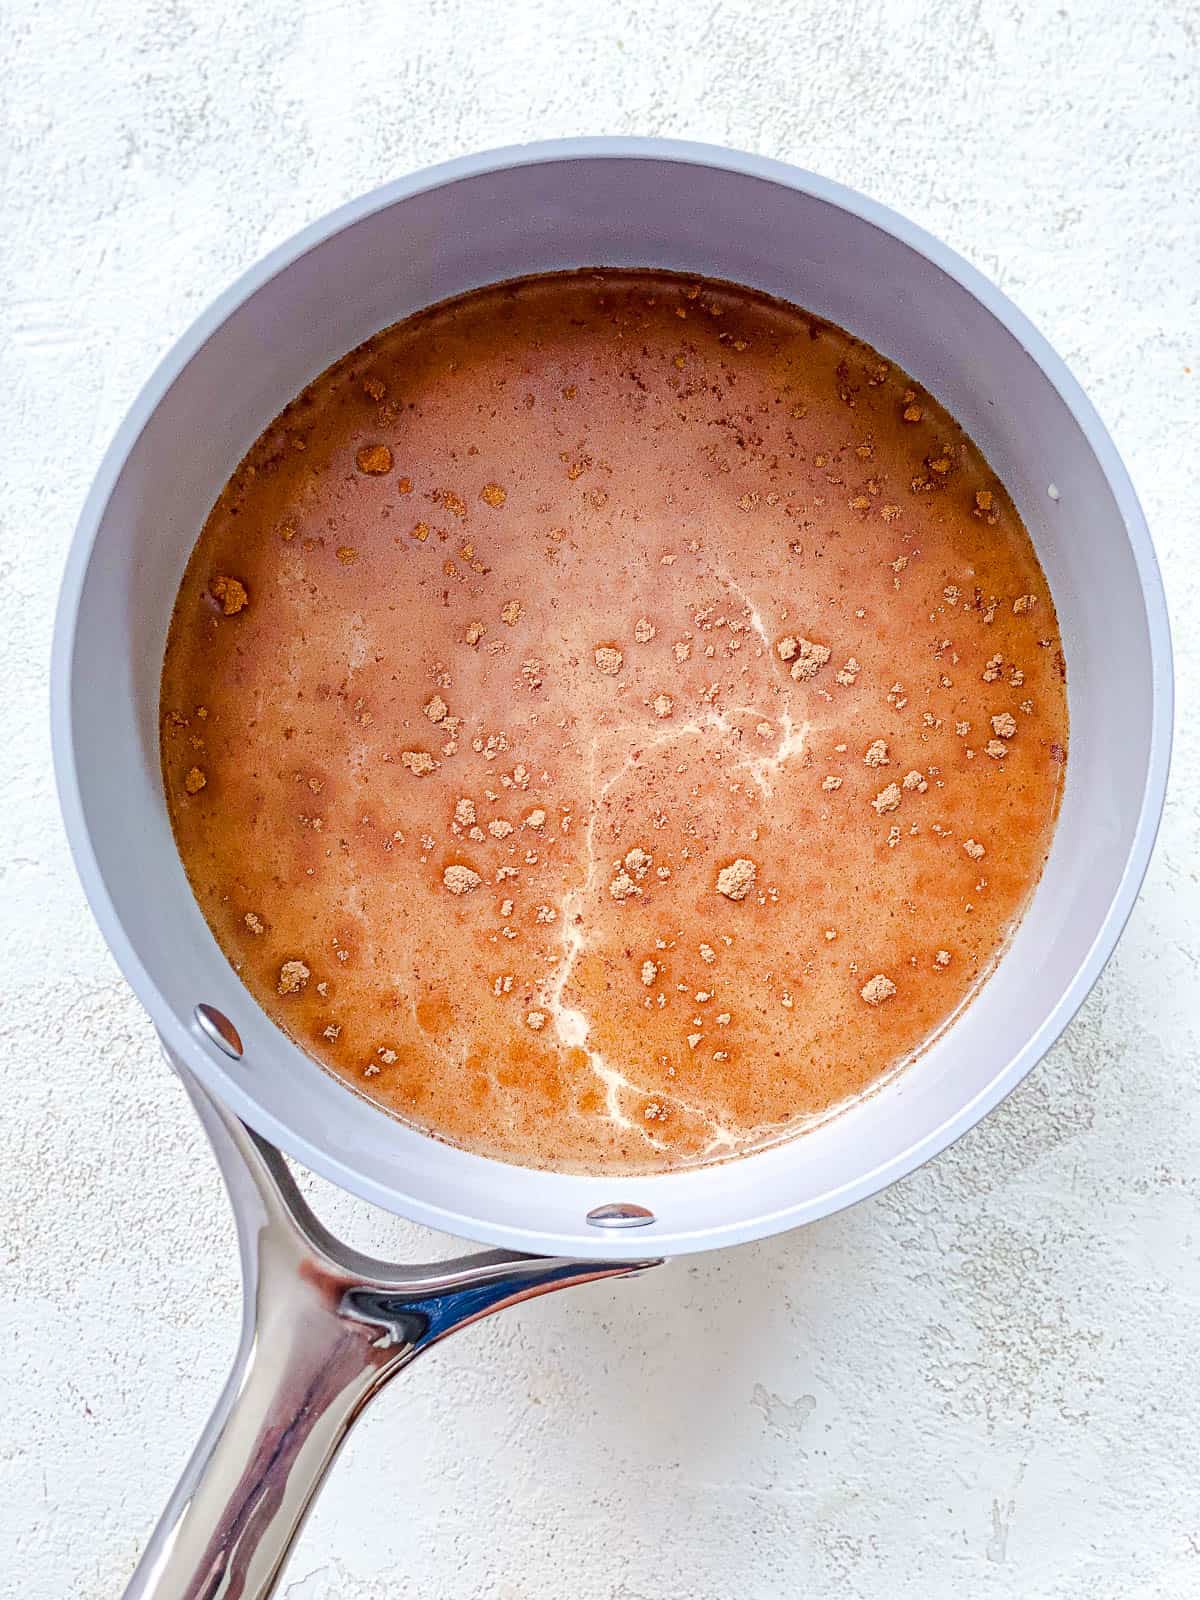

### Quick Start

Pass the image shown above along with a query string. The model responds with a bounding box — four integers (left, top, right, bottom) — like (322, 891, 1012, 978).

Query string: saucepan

(51, 139, 1172, 1598)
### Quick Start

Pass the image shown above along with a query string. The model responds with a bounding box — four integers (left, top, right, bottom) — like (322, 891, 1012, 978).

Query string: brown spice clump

(716, 858, 756, 901)
(277, 959, 310, 995)
(624, 847, 653, 879)
(595, 645, 623, 675)
(991, 712, 1017, 739)
(356, 444, 393, 475)
(860, 974, 897, 1005)
(184, 766, 207, 794)
(443, 865, 481, 895)
(789, 638, 832, 681)
(864, 738, 889, 767)
(481, 483, 507, 507)
(871, 782, 902, 815)
(210, 575, 248, 616)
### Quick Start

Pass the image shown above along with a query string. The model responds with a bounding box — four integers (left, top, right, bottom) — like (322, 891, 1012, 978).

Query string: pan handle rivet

(194, 1004, 244, 1060)
(586, 1202, 656, 1229)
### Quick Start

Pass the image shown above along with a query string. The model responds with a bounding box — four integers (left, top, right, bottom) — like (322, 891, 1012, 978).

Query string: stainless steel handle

(123, 1060, 659, 1600)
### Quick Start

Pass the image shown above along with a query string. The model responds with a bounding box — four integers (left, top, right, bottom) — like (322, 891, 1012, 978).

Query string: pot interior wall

(61, 151, 1160, 1254)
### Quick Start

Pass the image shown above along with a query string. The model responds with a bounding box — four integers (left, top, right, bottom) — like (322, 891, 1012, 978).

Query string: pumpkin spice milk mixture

(162, 271, 1067, 1174)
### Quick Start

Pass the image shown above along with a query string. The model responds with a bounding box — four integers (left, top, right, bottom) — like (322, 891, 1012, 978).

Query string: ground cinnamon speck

(277, 960, 310, 995)
(356, 444, 393, 475)
(789, 639, 832, 681)
(210, 575, 248, 616)
(443, 864, 481, 895)
(860, 974, 896, 1005)
(716, 858, 756, 900)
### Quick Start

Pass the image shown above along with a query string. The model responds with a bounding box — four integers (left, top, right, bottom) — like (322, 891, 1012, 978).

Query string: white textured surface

(2, 2, 1199, 1595)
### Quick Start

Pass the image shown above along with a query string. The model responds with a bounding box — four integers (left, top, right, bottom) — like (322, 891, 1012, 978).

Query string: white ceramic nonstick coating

(51, 139, 1172, 1258)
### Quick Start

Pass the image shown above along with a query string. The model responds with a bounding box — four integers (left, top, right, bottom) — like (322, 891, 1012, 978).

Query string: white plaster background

(2, 1, 1198, 1595)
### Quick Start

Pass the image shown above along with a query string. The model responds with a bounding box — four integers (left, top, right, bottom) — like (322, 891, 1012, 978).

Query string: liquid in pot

(161, 271, 1067, 1173)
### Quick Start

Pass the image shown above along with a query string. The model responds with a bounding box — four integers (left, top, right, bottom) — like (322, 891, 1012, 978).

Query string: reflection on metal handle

(122, 1062, 659, 1600)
